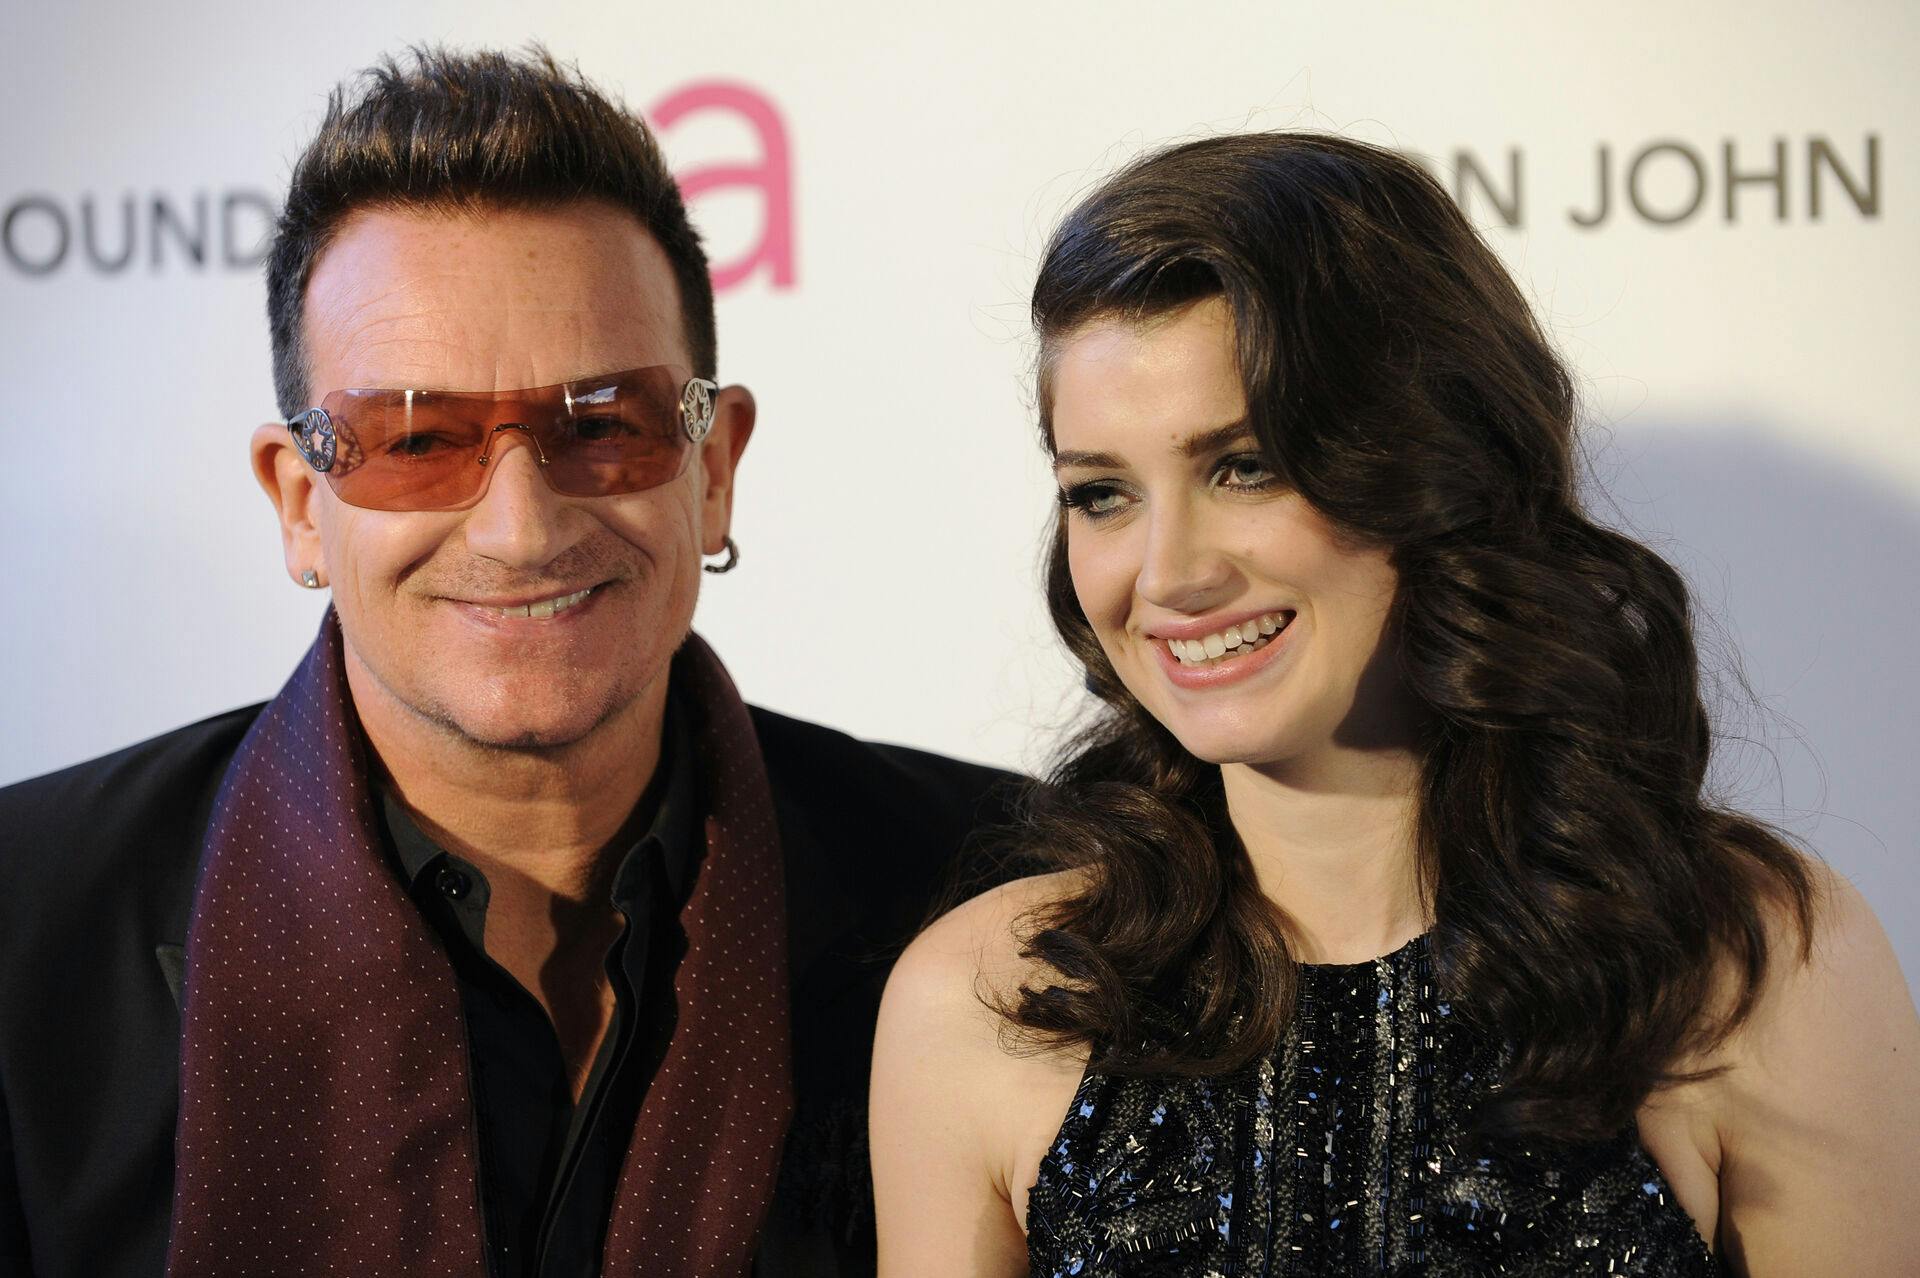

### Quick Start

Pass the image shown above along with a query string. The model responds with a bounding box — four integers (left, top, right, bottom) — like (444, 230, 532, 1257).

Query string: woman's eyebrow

(1052, 448, 1121, 471)
(1181, 421, 1255, 457)
(1052, 421, 1253, 472)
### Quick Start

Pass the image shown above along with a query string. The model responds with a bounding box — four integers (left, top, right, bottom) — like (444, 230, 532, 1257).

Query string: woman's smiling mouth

(1163, 610, 1292, 666)
(1151, 610, 1297, 690)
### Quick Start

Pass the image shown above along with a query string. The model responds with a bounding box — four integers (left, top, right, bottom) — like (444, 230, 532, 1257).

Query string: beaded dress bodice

(1024, 935, 1717, 1277)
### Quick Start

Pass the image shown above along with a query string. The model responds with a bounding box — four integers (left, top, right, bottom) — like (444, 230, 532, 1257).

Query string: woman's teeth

(494, 587, 593, 619)
(1166, 612, 1288, 666)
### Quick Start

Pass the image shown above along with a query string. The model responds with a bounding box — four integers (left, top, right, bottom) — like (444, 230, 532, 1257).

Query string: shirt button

(436, 865, 472, 900)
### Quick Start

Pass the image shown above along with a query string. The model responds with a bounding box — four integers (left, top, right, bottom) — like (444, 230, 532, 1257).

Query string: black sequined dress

(1024, 935, 1716, 1276)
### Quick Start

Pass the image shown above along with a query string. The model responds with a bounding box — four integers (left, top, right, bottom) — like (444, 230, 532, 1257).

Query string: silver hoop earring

(300, 570, 322, 589)
(703, 536, 740, 575)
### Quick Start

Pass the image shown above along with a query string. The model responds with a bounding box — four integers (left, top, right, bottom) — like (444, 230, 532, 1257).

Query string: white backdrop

(3, 0, 1914, 981)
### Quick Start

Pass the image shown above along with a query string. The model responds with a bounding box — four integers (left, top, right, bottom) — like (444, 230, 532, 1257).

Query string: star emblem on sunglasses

(681, 378, 716, 443)
(289, 407, 337, 472)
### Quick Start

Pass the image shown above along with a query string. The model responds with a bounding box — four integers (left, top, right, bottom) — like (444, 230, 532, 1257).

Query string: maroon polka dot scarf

(166, 616, 793, 1275)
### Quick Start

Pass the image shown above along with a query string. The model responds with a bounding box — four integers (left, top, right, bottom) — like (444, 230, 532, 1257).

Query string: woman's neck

(1221, 744, 1428, 964)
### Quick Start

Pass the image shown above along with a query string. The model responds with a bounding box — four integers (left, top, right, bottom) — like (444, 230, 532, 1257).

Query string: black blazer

(0, 702, 1022, 1278)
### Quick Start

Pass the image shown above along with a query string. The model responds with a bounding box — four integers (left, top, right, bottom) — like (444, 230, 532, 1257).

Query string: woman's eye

(1059, 483, 1129, 518)
(1218, 454, 1277, 489)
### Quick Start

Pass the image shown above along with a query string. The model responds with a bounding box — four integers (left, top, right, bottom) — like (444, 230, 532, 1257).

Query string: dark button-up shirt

(378, 703, 695, 1278)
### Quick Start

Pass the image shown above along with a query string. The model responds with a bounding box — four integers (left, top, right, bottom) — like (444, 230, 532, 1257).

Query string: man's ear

(251, 423, 329, 587)
(698, 385, 756, 556)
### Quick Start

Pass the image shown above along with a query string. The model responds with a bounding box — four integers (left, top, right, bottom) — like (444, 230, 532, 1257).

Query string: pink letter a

(651, 82, 796, 291)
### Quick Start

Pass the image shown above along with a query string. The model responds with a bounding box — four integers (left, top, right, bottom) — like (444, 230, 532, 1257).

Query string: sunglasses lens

(315, 367, 697, 511)
(322, 391, 489, 511)
(544, 366, 692, 498)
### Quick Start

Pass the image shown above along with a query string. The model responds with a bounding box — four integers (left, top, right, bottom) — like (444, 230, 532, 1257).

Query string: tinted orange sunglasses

(285, 366, 719, 511)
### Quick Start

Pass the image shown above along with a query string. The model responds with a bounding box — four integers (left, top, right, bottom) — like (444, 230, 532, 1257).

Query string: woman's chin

(1165, 724, 1300, 771)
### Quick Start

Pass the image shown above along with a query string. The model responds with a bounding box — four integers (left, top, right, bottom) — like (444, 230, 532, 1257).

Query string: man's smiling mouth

(473, 585, 598, 619)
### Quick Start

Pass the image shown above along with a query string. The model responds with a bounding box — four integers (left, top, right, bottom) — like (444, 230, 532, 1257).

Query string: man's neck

(1222, 743, 1428, 965)
(346, 657, 669, 906)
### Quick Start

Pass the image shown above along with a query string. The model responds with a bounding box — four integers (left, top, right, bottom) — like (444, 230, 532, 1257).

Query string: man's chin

(338, 633, 668, 759)
(392, 680, 643, 755)
(437, 701, 629, 754)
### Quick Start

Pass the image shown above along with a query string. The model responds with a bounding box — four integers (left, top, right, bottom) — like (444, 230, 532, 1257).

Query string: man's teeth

(496, 587, 593, 619)
(1167, 612, 1288, 666)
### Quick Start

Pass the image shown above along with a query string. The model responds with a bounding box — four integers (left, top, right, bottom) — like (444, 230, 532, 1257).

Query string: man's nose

(461, 430, 569, 568)
(1135, 501, 1234, 613)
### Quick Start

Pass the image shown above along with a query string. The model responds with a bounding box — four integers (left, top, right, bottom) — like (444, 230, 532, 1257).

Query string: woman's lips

(1153, 611, 1294, 690)
(1158, 610, 1290, 659)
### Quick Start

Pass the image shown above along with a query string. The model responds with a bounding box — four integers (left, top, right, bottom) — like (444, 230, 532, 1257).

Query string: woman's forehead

(1049, 299, 1247, 459)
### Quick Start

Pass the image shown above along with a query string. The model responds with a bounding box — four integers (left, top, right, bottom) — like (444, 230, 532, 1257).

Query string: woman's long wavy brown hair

(1005, 132, 1816, 1142)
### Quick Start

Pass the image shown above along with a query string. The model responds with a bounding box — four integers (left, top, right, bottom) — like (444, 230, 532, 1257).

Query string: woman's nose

(1135, 502, 1234, 613)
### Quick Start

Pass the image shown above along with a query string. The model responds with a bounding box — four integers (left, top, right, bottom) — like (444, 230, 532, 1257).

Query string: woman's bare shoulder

(1724, 859, 1910, 1056)
(1705, 860, 1920, 1274)
(887, 869, 1086, 1015)
(871, 871, 1093, 1266)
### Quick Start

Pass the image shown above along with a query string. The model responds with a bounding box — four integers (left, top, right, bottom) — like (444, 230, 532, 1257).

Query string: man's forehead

(301, 201, 687, 393)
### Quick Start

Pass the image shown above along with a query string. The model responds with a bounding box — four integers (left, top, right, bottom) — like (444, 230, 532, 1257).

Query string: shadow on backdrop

(1583, 419, 1918, 982)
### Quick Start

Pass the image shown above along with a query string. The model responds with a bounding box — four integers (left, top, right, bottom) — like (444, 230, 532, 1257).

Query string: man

(0, 49, 1016, 1278)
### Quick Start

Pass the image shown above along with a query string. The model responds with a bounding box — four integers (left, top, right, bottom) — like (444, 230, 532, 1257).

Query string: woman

(870, 134, 1919, 1276)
